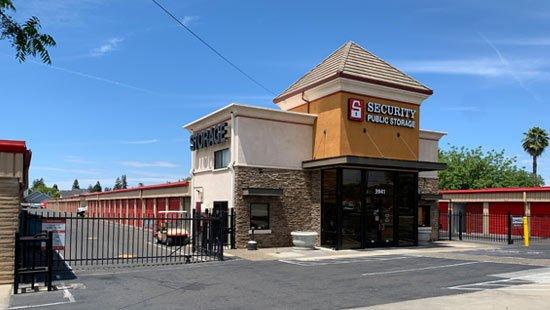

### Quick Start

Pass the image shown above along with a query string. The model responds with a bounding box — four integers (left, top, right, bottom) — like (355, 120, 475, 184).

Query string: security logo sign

(348, 98, 364, 121)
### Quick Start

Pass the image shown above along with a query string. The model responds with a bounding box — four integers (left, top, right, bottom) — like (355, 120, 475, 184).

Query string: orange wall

(290, 91, 419, 161)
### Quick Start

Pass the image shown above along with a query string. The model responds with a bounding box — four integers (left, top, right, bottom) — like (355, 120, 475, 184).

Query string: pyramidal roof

(273, 41, 432, 103)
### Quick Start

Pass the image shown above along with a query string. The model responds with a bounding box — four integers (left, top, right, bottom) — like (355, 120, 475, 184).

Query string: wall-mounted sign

(190, 122, 228, 151)
(348, 98, 364, 121)
(347, 98, 416, 129)
(42, 218, 66, 250)
(366, 102, 416, 129)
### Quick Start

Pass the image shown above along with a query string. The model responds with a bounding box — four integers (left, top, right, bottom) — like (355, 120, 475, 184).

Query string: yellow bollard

(523, 216, 530, 247)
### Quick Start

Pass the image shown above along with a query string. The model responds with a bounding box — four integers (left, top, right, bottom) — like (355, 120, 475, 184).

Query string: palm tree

(522, 126, 549, 182)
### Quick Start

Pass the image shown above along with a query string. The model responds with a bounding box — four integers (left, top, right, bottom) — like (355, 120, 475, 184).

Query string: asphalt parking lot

(9, 243, 550, 310)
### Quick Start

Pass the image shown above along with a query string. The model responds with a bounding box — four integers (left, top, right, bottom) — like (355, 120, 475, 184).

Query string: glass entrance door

(365, 171, 395, 246)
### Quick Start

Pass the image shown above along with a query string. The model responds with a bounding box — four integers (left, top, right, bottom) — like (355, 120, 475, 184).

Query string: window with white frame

(214, 148, 230, 169)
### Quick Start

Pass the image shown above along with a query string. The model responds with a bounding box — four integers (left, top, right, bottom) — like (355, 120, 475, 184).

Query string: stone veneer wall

(0, 177, 20, 284)
(233, 166, 321, 248)
(418, 177, 440, 241)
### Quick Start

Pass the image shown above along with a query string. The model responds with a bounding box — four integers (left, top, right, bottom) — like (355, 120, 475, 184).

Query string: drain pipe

(301, 91, 311, 113)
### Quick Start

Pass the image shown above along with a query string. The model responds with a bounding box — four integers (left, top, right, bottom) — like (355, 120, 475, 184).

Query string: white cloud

(122, 139, 158, 145)
(491, 37, 550, 46)
(181, 16, 199, 26)
(121, 161, 179, 168)
(16, 0, 103, 26)
(64, 155, 93, 164)
(90, 38, 124, 57)
(479, 32, 542, 103)
(32, 166, 99, 175)
(32, 60, 163, 95)
(440, 106, 481, 112)
(397, 58, 549, 80)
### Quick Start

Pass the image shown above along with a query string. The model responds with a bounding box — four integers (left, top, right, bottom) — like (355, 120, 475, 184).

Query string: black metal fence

(439, 211, 550, 244)
(13, 232, 54, 294)
(19, 209, 233, 272)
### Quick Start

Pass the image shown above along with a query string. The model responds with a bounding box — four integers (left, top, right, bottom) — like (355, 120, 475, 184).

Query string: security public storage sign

(42, 218, 66, 250)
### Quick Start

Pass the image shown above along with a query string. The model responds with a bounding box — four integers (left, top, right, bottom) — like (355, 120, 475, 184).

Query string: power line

(150, 0, 275, 95)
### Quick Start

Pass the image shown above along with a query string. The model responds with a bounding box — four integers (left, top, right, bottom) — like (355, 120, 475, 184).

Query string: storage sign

(512, 217, 524, 227)
(190, 122, 228, 151)
(42, 218, 66, 250)
(348, 98, 417, 129)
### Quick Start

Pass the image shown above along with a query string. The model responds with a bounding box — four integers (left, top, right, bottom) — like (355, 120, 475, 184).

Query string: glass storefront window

(341, 169, 362, 249)
(320, 168, 418, 249)
(366, 171, 394, 245)
(321, 169, 338, 248)
(396, 173, 417, 246)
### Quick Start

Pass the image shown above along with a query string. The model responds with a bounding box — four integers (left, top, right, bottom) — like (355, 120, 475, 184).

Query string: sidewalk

(225, 241, 497, 261)
(0, 284, 11, 309)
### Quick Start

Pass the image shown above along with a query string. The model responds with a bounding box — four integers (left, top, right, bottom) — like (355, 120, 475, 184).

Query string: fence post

(458, 213, 463, 241)
(13, 232, 20, 294)
(218, 212, 224, 261)
(46, 231, 53, 291)
(192, 209, 196, 253)
(448, 212, 452, 241)
(230, 208, 236, 249)
(508, 212, 514, 244)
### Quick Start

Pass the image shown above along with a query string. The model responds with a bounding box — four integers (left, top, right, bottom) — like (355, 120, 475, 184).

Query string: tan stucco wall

(0, 152, 24, 183)
(0, 177, 20, 284)
(235, 116, 313, 169)
(291, 91, 419, 161)
(192, 169, 232, 210)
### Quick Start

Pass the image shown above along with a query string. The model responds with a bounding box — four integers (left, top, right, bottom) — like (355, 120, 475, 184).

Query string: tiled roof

(441, 187, 550, 194)
(274, 41, 432, 102)
(24, 191, 51, 203)
(0, 140, 27, 153)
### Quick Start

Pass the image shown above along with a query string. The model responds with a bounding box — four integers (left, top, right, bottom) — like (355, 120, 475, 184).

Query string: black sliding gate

(18, 209, 235, 274)
(439, 211, 550, 244)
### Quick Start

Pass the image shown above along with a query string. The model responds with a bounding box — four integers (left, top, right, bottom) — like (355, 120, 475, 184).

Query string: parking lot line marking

(62, 282, 75, 303)
(8, 301, 73, 309)
(361, 261, 480, 276)
(279, 255, 412, 266)
(8, 282, 76, 310)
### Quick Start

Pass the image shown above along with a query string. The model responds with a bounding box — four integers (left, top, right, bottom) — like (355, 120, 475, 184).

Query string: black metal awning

(420, 193, 443, 201)
(302, 156, 447, 171)
(242, 188, 283, 197)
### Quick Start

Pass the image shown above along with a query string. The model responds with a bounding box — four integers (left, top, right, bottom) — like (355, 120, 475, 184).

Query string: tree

(31, 178, 60, 198)
(72, 179, 80, 190)
(137, 182, 144, 187)
(522, 126, 549, 183)
(439, 146, 544, 190)
(121, 174, 128, 189)
(91, 181, 102, 193)
(0, 0, 56, 64)
(113, 177, 122, 190)
(104, 187, 111, 192)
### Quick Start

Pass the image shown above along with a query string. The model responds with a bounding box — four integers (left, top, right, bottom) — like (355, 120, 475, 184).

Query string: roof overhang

(302, 155, 447, 171)
(275, 77, 431, 111)
(183, 103, 316, 132)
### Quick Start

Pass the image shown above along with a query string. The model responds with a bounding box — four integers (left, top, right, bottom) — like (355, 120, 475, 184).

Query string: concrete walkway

(351, 264, 550, 309)
(226, 241, 499, 261)
(0, 284, 11, 309)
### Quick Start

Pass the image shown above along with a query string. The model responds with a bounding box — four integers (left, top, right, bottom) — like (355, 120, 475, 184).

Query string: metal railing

(19, 210, 228, 272)
(13, 232, 53, 294)
(439, 212, 550, 244)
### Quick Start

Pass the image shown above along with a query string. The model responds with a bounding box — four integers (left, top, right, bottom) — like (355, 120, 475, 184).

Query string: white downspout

(229, 111, 236, 211)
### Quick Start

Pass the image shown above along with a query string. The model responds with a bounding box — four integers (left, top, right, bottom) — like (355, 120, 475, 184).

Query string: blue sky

(2, 0, 550, 189)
